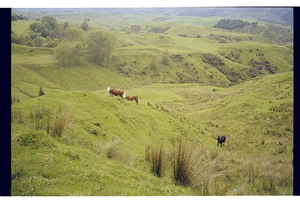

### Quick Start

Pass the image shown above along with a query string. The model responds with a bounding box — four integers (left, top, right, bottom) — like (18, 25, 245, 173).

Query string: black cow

(217, 135, 226, 147)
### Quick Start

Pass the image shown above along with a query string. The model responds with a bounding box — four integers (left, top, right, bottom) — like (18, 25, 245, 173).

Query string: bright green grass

(11, 71, 293, 195)
(11, 17, 293, 195)
(12, 136, 195, 196)
(12, 20, 34, 35)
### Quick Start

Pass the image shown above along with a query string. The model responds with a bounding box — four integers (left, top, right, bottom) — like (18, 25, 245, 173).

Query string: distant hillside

(238, 23, 293, 44)
(213, 18, 293, 44)
(13, 7, 293, 26)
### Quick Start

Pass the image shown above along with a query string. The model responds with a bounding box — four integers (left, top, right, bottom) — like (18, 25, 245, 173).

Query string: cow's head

(123, 94, 127, 98)
(107, 87, 110, 92)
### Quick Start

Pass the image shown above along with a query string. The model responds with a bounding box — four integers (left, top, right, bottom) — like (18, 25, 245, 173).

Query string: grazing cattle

(123, 94, 138, 105)
(107, 87, 124, 98)
(217, 135, 226, 147)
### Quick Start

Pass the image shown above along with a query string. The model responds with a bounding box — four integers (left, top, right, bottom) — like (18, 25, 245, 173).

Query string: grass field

(11, 9, 293, 196)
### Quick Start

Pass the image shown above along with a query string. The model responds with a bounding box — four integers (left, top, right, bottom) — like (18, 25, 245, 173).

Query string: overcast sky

(4, 0, 300, 8)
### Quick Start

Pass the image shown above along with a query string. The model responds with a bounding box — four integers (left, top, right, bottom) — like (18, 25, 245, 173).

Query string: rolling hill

(11, 8, 293, 195)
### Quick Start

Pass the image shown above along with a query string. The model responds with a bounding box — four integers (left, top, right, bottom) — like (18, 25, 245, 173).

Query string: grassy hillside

(11, 72, 293, 195)
(11, 10, 293, 196)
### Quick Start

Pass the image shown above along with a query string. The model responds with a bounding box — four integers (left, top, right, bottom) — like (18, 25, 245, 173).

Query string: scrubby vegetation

(202, 53, 225, 66)
(214, 19, 253, 30)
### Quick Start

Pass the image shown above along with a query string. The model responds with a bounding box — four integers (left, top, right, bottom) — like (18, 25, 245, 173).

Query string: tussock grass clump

(262, 175, 277, 194)
(102, 138, 120, 159)
(29, 105, 51, 130)
(51, 109, 71, 137)
(145, 142, 151, 162)
(12, 95, 20, 104)
(12, 107, 25, 123)
(171, 137, 228, 195)
(87, 138, 132, 165)
(38, 86, 45, 96)
(246, 162, 256, 183)
(15, 131, 56, 149)
(12, 161, 25, 180)
(116, 110, 128, 123)
(171, 137, 197, 187)
(145, 142, 164, 177)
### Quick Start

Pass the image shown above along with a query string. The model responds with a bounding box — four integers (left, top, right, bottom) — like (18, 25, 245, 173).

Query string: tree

(11, 13, 18, 21)
(54, 41, 85, 66)
(33, 36, 46, 47)
(11, 34, 26, 45)
(64, 27, 84, 42)
(29, 31, 41, 40)
(34, 23, 50, 37)
(63, 22, 69, 30)
(29, 22, 39, 31)
(41, 16, 57, 30)
(43, 38, 59, 48)
(86, 31, 116, 66)
(81, 22, 89, 31)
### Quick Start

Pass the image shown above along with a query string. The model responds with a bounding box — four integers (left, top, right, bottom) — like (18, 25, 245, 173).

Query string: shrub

(161, 50, 169, 65)
(150, 26, 170, 33)
(202, 53, 224, 66)
(86, 31, 116, 66)
(130, 25, 142, 33)
(172, 54, 184, 62)
(54, 41, 85, 67)
(81, 21, 89, 31)
(214, 19, 251, 30)
(149, 56, 158, 71)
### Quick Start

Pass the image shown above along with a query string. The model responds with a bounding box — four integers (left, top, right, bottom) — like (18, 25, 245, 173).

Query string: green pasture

(11, 12, 293, 195)
(12, 20, 33, 35)
(11, 71, 293, 195)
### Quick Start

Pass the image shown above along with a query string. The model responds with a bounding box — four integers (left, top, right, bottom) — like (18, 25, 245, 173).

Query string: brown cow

(107, 87, 124, 98)
(123, 94, 138, 105)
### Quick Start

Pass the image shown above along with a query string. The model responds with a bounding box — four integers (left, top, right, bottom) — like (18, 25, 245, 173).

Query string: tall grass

(38, 86, 45, 96)
(171, 137, 197, 187)
(171, 137, 228, 195)
(29, 105, 50, 130)
(102, 138, 120, 159)
(262, 175, 277, 194)
(51, 109, 71, 137)
(12, 107, 25, 123)
(145, 142, 164, 177)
